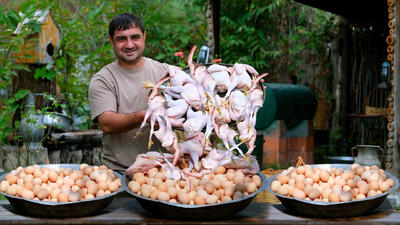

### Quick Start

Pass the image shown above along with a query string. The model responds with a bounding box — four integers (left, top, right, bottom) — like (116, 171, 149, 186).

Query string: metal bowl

(267, 164, 400, 218)
(0, 164, 123, 218)
(124, 172, 268, 220)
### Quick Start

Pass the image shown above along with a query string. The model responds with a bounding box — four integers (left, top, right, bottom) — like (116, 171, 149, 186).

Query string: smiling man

(89, 13, 169, 172)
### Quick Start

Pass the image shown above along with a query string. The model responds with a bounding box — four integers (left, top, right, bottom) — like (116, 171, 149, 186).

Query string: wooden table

(0, 196, 399, 225)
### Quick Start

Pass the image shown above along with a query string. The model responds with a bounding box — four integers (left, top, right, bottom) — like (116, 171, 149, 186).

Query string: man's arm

(98, 110, 146, 134)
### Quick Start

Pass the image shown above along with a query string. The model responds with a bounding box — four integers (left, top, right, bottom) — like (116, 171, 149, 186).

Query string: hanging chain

(386, 0, 395, 169)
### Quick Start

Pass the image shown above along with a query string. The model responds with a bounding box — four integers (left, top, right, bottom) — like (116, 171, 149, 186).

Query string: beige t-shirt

(89, 57, 169, 172)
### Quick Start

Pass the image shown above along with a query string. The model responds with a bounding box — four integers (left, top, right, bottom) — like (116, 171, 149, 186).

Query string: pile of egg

(270, 164, 395, 202)
(0, 164, 121, 202)
(128, 166, 262, 205)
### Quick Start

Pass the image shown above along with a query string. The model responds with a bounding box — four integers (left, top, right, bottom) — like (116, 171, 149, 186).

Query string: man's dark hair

(109, 13, 145, 38)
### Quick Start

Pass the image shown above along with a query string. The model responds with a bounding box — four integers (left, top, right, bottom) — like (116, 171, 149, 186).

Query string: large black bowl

(267, 164, 399, 218)
(0, 164, 123, 218)
(124, 172, 268, 220)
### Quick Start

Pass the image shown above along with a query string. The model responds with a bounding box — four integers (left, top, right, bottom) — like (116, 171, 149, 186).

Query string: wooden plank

(0, 197, 398, 225)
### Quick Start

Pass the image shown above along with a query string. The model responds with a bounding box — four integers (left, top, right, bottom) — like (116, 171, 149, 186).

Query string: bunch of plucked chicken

(126, 46, 268, 182)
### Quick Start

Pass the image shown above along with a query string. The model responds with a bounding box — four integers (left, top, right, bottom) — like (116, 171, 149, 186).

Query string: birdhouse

(14, 10, 61, 64)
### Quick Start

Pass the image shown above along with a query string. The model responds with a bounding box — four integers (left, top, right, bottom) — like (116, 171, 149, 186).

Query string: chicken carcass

(164, 93, 188, 127)
(183, 108, 208, 136)
(228, 89, 247, 121)
(179, 132, 206, 171)
(207, 64, 231, 93)
(159, 83, 205, 111)
(224, 63, 259, 99)
(154, 116, 181, 165)
(125, 151, 174, 176)
(237, 119, 257, 156)
(168, 65, 196, 87)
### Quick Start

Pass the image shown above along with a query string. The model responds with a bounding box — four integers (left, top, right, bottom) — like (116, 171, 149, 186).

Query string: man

(89, 13, 168, 172)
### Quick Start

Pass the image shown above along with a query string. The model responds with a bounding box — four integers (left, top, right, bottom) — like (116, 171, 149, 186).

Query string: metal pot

(42, 112, 73, 132)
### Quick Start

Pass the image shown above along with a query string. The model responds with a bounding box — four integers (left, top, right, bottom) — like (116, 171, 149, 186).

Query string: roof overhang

(295, 0, 387, 25)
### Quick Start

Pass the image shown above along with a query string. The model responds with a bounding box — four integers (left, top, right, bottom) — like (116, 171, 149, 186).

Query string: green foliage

(0, 89, 30, 144)
(219, 0, 338, 81)
(0, 0, 338, 147)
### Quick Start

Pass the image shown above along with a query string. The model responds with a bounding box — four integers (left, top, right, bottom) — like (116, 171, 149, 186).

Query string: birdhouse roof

(13, 10, 59, 35)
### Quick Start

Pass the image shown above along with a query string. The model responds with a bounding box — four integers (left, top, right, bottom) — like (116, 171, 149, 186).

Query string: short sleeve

(88, 74, 117, 122)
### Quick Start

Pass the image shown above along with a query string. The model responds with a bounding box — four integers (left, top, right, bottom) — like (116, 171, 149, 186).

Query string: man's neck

(117, 57, 144, 70)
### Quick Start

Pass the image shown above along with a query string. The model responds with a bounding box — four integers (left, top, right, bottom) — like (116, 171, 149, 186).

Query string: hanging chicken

(128, 45, 268, 182)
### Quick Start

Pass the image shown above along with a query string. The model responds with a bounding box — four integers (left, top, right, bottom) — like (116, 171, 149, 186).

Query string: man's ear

(143, 31, 146, 41)
(109, 36, 114, 47)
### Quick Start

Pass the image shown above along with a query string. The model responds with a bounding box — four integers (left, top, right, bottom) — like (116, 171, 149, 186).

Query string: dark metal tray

(124, 172, 268, 220)
(0, 164, 123, 218)
(267, 164, 400, 218)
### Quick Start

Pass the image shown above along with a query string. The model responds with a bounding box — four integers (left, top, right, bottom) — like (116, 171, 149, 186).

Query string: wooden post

(207, 0, 220, 59)
(392, 0, 400, 176)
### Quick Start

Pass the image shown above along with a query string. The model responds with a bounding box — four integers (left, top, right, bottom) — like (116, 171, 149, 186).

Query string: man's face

(109, 26, 146, 66)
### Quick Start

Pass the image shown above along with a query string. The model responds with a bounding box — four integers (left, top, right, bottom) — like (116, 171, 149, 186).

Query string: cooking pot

(42, 112, 73, 132)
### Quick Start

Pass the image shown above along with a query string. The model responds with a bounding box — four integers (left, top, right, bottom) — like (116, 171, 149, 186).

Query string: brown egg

(367, 190, 377, 197)
(96, 189, 106, 197)
(233, 191, 244, 200)
(157, 191, 170, 202)
(293, 189, 306, 199)
(21, 189, 34, 199)
(204, 182, 214, 194)
(335, 168, 344, 176)
(233, 173, 245, 184)
(308, 188, 320, 200)
(75, 179, 85, 188)
(68, 191, 81, 202)
(87, 182, 98, 195)
(178, 192, 190, 204)
(246, 182, 257, 193)
(252, 175, 262, 187)
(24, 166, 35, 175)
(234, 183, 246, 193)
(194, 195, 206, 205)
(296, 166, 306, 174)
(215, 166, 226, 174)
(50, 188, 61, 199)
(304, 178, 313, 186)
(340, 192, 352, 202)
(97, 181, 108, 191)
(356, 194, 366, 200)
(355, 167, 365, 176)
(223, 182, 235, 197)
(319, 170, 329, 183)
(140, 184, 152, 198)
(277, 175, 289, 185)
(368, 181, 379, 191)
(48, 171, 58, 183)
(83, 167, 94, 176)
(108, 181, 119, 192)
(6, 174, 18, 185)
(311, 173, 320, 183)
(351, 163, 360, 171)
(37, 188, 49, 200)
(386, 178, 394, 187)
(205, 194, 218, 204)
(379, 181, 390, 192)
(295, 182, 305, 191)
(221, 195, 232, 202)
(58, 193, 69, 202)
(321, 188, 331, 199)
(334, 178, 346, 187)
(0, 180, 10, 192)
(329, 192, 340, 202)
(79, 163, 89, 171)
(225, 172, 235, 181)
(277, 185, 290, 196)
(150, 189, 159, 200)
